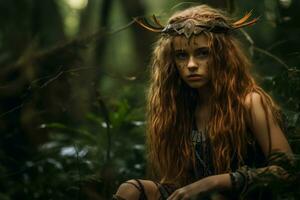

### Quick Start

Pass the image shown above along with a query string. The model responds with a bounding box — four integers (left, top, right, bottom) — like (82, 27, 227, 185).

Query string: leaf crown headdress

(134, 10, 258, 39)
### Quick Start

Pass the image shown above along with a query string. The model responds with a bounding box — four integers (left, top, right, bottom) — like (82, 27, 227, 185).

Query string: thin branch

(95, 89, 111, 163)
(7, 19, 136, 71)
(239, 29, 299, 74)
(239, 29, 254, 45)
(266, 40, 288, 51)
(0, 104, 24, 118)
(254, 47, 292, 71)
(40, 71, 64, 88)
(0, 63, 144, 119)
(0, 19, 137, 118)
(108, 19, 136, 35)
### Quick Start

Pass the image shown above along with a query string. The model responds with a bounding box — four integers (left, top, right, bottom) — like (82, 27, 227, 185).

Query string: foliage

(0, 0, 299, 199)
(1, 99, 146, 199)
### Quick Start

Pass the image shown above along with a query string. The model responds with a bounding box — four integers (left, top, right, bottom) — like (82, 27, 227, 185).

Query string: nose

(187, 56, 198, 71)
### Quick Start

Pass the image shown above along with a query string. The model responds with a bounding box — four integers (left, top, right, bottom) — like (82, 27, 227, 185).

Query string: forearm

(185, 174, 232, 200)
(232, 151, 295, 196)
(174, 152, 296, 200)
(208, 174, 232, 191)
(205, 152, 295, 195)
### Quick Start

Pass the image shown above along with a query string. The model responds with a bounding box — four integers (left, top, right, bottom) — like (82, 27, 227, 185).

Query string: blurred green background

(0, 0, 299, 199)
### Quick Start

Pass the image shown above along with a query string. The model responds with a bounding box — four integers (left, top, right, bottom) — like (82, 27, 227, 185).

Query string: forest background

(0, 0, 299, 199)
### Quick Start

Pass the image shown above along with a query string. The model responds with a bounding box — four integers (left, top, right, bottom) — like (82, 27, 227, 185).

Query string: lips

(187, 74, 204, 81)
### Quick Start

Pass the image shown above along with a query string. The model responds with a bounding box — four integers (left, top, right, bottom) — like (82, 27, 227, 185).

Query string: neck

(195, 85, 212, 130)
(197, 85, 212, 107)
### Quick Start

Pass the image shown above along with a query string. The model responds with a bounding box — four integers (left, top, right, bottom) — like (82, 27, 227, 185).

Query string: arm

(168, 92, 295, 200)
(244, 92, 292, 156)
(215, 92, 295, 195)
(233, 92, 295, 194)
(167, 173, 231, 200)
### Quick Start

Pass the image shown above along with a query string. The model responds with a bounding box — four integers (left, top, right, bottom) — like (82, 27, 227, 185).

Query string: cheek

(175, 61, 186, 69)
(176, 67, 187, 81)
(203, 61, 209, 73)
(176, 65, 187, 77)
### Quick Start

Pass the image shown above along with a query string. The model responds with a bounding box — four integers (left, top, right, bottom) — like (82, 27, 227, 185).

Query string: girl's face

(173, 34, 210, 89)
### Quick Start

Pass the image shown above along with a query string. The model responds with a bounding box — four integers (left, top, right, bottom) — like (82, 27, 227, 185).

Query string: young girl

(113, 4, 294, 200)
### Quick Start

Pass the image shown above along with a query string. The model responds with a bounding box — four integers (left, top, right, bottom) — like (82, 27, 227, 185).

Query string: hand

(167, 178, 213, 200)
(167, 174, 231, 200)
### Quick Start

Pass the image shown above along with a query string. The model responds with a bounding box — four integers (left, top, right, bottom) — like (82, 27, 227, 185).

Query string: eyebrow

(174, 46, 209, 51)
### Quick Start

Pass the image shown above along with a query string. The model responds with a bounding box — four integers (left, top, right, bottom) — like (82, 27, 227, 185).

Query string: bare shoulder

(243, 91, 269, 130)
(243, 91, 292, 155)
(244, 92, 263, 111)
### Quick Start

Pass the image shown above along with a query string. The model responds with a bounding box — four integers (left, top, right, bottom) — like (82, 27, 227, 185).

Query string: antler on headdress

(134, 11, 259, 39)
(134, 15, 165, 32)
(232, 10, 259, 29)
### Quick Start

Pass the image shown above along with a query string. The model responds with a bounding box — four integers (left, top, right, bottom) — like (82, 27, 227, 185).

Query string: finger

(170, 192, 187, 200)
(167, 192, 175, 200)
(167, 190, 180, 200)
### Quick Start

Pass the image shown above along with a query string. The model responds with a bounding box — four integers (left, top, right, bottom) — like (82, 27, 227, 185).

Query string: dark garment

(191, 119, 266, 178)
(192, 129, 214, 179)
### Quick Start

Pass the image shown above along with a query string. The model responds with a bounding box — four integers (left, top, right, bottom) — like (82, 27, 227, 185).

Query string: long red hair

(146, 5, 281, 186)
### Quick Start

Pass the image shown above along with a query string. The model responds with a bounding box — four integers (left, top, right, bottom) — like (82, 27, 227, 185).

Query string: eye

(195, 48, 209, 58)
(175, 51, 188, 60)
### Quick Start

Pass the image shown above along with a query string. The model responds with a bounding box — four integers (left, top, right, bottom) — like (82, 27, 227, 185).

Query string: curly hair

(146, 5, 281, 186)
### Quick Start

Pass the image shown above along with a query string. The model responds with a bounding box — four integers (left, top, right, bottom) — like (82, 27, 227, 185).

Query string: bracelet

(229, 172, 237, 189)
(230, 171, 245, 192)
(236, 167, 250, 195)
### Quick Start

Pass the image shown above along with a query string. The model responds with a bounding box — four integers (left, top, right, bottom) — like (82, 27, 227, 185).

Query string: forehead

(172, 34, 209, 50)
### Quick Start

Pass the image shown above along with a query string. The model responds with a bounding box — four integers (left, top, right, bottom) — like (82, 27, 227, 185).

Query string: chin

(187, 82, 207, 89)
